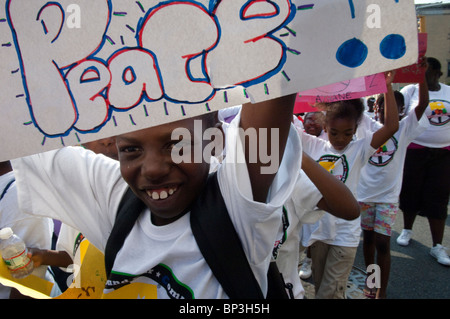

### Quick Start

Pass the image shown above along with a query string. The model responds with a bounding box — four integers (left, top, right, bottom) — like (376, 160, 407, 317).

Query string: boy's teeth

(148, 188, 176, 200)
(160, 191, 168, 199)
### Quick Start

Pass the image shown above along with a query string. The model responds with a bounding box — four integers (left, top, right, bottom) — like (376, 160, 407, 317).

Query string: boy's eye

(119, 146, 140, 153)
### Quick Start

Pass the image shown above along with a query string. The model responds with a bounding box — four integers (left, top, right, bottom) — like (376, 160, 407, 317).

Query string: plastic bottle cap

(0, 227, 13, 240)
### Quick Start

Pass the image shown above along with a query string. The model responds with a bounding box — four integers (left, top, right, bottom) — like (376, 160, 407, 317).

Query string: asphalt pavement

(301, 206, 450, 299)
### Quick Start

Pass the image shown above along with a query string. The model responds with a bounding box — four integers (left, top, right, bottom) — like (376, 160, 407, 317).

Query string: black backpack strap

(104, 173, 289, 299)
(0, 179, 15, 201)
(190, 172, 265, 299)
(104, 187, 146, 277)
(266, 261, 290, 299)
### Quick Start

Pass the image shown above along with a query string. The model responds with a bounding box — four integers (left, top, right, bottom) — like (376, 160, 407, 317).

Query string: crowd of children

(0, 57, 448, 300)
(296, 57, 449, 299)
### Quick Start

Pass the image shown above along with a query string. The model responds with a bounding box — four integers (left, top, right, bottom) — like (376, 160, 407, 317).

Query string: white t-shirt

(273, 170, 323, 299)
(401, 83, 450, 148)
(357, 110, 429, 203)
(364, 110, 376, 120)
(56, 224, 81, 260)
(298, 127, 376, 247)
(55, 223, 84, 275)
(12, 114, 301, 299)
(0, 171, 54, 299)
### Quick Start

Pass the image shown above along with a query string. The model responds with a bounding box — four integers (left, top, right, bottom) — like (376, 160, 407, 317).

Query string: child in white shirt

(274, 152, 360, 298)
(298, 71, 399, 299)
(0, 161, 58, 298)
(12, 95, 305, 299)
(357, 59, 429, 298)
(398, 57, 450, 267)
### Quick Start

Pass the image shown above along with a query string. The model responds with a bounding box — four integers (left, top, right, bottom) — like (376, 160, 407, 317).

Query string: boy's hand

(27, 248, 73, 268)
(27, 248, 44, 268)
(384, 70, 396, 86)
(414, 56, 430, 119)
(418, 56, 428, 79)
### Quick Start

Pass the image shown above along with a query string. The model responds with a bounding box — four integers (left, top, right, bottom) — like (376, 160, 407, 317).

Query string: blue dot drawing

(380, 34, 406, 60)
(336, 38, 368, 68)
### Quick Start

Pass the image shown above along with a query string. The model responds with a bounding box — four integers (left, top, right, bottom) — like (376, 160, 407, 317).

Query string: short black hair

(324, 99, 365, 125)
(376, 91, 404, 108)
(427, 57, 441, 71)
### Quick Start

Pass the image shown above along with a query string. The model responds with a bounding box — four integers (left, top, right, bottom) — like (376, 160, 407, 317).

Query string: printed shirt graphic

(401, 83, 450, 148)
(368, 137, 398, 167)
(104, 264, 191, 299)
(414, 98, 449, 147)
(317, 154, 349, 182)
(357, 111, 429, 203)
(272, 206, 289, 261)
(428, 100, 449, 126)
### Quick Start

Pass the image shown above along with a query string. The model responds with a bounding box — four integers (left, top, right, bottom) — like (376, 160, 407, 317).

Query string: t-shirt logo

(105, 263, 194, 299)
(317, 154, 348, 182)
(428, 100, 450, 126)
(369, 136, 398, 167)
(272, 206, 289, 260)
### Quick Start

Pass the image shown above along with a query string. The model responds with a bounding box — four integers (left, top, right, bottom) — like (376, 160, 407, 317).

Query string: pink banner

(393, 33, 427, 83)
(294, 73, 387, 114)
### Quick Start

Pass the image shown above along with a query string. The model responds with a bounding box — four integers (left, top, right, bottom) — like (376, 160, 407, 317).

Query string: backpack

(104, 172, 290, 299)
(0, 179, 15, 201)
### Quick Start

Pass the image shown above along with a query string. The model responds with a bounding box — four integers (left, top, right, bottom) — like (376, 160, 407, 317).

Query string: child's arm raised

(301, 152, 360, 220)
(414, 57, 430, 121)
(240, 94, 297, 202)
(370, 71, 399, 149)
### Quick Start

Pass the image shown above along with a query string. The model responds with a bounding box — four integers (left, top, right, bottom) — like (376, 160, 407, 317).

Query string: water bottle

(0, 227, 34, 278)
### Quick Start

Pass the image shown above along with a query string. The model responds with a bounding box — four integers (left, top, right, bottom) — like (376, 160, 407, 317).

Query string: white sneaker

(299, 257, 312, 279)
(397, 229, 413, 246)
(430, 244, 450, 266)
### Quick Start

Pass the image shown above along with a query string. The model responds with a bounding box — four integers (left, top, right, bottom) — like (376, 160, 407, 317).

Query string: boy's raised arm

(240, 93, 297, 202)
(414, 58, 430, 121)
(371, 71, 399, 150)
(301, 152, 360, 220)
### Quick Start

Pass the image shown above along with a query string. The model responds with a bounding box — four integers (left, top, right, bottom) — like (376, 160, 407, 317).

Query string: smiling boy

(11, 94, 309, 298)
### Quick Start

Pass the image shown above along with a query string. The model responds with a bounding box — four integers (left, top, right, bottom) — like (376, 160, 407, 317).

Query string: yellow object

(101, 282, 157, 299)
(0, 253, 54, 299)
(0, 240, 158, 299)
(55, 240, 106, 299)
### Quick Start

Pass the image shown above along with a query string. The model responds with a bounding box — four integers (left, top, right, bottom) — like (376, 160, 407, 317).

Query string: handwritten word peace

(7, 0, 295, 137)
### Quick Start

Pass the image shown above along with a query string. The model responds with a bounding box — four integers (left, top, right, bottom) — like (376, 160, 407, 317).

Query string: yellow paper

(1, 239, 159, 299)
(0, 253, 53, 299)
(55, 240, 107, 299)
(101, 282, 158, 299)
